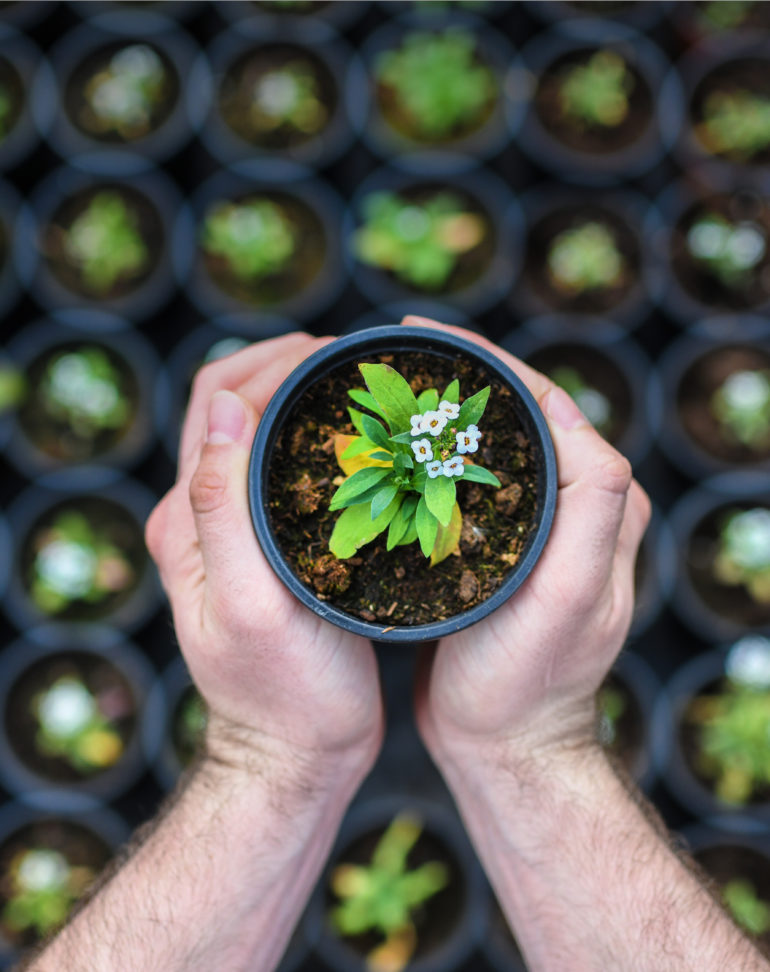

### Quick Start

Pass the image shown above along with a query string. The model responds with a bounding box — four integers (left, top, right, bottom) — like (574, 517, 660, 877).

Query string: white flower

(456, 427, 482, 454)
(443, 456, 464, 477)
(420, 410, 448, 437)
(438, 400, 460, 419)
(411, 438, 433, 463)
(426, 460, 443, 479)
(410, 413, 423, 436)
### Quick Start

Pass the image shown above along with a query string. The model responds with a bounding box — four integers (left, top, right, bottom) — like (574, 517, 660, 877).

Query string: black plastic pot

(0, 24, 55, 172)
(6, 318, 163, 480)
(359, 13, 520, 174)
(147, 655, 205, 793)
(654, 640, 770, 830)
(630, 503, 677, 638)
(216, 1, 368, 38)
(44, 17, 201, 175)
(512, 19, 682, 185)
(0, 625, 160, 813)
(305, 795, 485, 972)
(0, 178, 22, 321)
(526, 0, 674, 31)
(345, 165, 523, 315)
(248, 325, 557, 644)
(342, 300, 471, 337)
(658, 319, 770, 481)
(70, 2, 198, 31)
(195, 22, 365, 182)
(482, 894, 528, 972)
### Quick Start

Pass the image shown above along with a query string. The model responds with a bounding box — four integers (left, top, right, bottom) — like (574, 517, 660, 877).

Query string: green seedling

(201, 198, 296, 281)
(37, 347, 131, 439)
(247, 60, 327, 135)
(2, 848, 95, 940)
(547, 221, 626, 295)
(711, 368, 770, 451)
(687, 212, 766, 288)
(597, 683, 627, 749)
(698, 89, 770, 161)
(723, 879, 770, 936)
(713, 507, 770, 604)
(558, 49, 634, 128)
(82, 44, 166, 139)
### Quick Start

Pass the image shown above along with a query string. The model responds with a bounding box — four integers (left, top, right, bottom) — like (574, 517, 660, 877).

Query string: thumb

(189, 390, 262, 594)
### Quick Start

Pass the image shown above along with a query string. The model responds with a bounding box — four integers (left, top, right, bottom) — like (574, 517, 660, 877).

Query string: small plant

(0, 362, 25, 414)
(328, 363, 500, 565)
(33, 675, 125, 774)
(329, 814, 449, 972)
(686, 212, 766, 288)
(549, 366, 612, 438)
(723, 878, 770, 936)
(700, 1, 757, 31)
(29, 509, 135, 615)
(710, 368, 770, 451)
(713, 507, 770, 604)
(597, 682, 627, 749)
(546, 221, 626, 295)
(80, 44, 167, 140)
(354, 191, 486, 290)
(61, 192, 149, 296)
(558, 49, 635, 129)
(201, 199, 296, 282)
(375, 28, 496, 140)
(2, 847, 95, 939)
(698, 89, 770, 161)
(245, 60, 327, 137)
(173, 687, 208, 767)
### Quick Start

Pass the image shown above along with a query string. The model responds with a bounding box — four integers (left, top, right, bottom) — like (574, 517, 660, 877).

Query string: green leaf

(416, 495, 439, 557)
(371, 484, 398, 519)
(342, 435, 378, 459)
(442, 379, 460, 404)
(360, 414, 393, 451)
(424, 473, 456, 527)
(347, 406, 366, 436)
(393, 453, 413, 476)
(330, 495, 403, 559)
(360, 363, 420, 435)
(329, 466, 392, 510)
(398, 519, 419, 547)
(417, 388, 439, 412)
(462, 465, 501, 487)
(386, 495, 418, 550)
(457, 386, 490, 429)
(390, 431, 416, 445)
(430, 502, 462, 566)
(348, 388, 387, 421)
(369, 450, 394, 461)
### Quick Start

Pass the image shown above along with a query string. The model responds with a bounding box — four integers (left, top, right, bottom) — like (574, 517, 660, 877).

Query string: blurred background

(0, 1, 769, 969)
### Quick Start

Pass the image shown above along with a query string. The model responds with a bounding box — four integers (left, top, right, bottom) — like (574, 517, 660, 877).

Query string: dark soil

(218, 43, 337, 149)
(44, 185, 163, 300)
(524, 202, 640, 314)
(267, 352, 540, 627)
(4, 651, 137, 785)
(694, 843, 770, 955)
(535, 47, 653, 154)
(18, 342, 140, 463)
(64, 41, 179, 143)
(202, 192, 326, 305)
(686, 504, 770, 629)
(671, 192, 770, 310)
(0, 55, 25, 137)
(677, 344, 770, 465)
(692, 58, 770, 164)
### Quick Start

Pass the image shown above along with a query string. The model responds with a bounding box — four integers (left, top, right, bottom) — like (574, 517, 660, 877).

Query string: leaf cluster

(201, 198, 296, 282)
(558, 49, 634, 129)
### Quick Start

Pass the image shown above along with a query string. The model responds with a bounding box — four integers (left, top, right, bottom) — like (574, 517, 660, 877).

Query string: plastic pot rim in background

(0, 24, 56, 173)
(215, 0, 369, 39)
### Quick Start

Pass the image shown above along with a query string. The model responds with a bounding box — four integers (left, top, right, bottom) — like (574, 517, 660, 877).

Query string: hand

(407, 317, 651, 767)
(146, 333, 383, 790)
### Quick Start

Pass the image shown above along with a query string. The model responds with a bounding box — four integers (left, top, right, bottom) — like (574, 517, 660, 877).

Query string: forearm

(27, 737, 370, 972)
(433, 738, 768, 972)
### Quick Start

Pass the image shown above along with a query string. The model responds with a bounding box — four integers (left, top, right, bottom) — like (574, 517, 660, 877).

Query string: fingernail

(545, 386, 589, 430)
(401, 314, 444, 327)
(206, 390, 246, 444)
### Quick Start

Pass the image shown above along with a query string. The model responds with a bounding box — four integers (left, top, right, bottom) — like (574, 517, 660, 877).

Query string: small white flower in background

(420, 410, 448, 437)
(426, 460, 443, 479)
(410, 413, 423, 436)
(438, 400, 460, 418)
(456, 426, 482, 454)
(411, 438, 433, 463)
(443, 456, 465, 477)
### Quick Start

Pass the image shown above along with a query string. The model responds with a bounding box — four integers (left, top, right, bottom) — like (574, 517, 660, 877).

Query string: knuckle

(189, 459, 229, 515)
(144, 498, 168, 561)
(593, 451, 633, 496)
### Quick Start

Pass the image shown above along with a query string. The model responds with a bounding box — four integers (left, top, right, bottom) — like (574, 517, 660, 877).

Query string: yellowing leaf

(430, 502, 462, 566)
(334, 434, 391, 477)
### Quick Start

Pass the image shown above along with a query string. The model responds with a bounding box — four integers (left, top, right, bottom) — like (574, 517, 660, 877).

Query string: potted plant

(45, 19, 200, 174)
(149, 656, 208, 792)
(346, 167, 522, 315)
(196, 24, 364, 180)
(513, 20, 681, 183)
(675, 1, 770, 42)
(248, 325, 555, 643)
(4, 476, 160, 634)
(6, 320, 161, 480)
(0, 626, 158, 810)
(360, 15, 517, 170)
(309, 798, 484, 971)
(20, 164, 191, 321)
(186, 170, 345, 322)
(0, 25, 55, 172)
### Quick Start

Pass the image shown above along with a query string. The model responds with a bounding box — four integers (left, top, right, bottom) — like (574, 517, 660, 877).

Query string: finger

(615, 479, 652, 572)
(235, 335, 336, 416)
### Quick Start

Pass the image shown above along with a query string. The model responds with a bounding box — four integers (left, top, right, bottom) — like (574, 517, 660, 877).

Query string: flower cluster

(409, 399, 484, 482)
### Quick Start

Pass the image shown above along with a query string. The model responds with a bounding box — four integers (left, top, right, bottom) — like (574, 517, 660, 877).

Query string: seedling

(713, 507, 770, 604)
(330, 814, 449, 972)
(201, 198, 296, 281)
(375, 28, 496, 139)
(549, 366, 612, 438)
(37, 347, 131, 439)
(0, 362, 24, 414)
(247, 60, 327, 135)
(62, 192, 149, 295)
(354, 191, 486, 290)
(546, 221, 626, 295)
(329, 363, 500, 565)
(698, 89, 770, 160)
(81, 44, 167, 139)
(723, 879, 770, 936)
(711, 368, 770, 451)
(33, 675, 124, 774)
(686, 212, 766, 288)
(700, 1, 757, 31)
(2, 848, 95, 939)
(558, 49, 634, 129)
